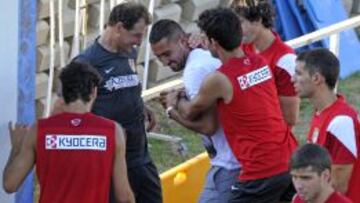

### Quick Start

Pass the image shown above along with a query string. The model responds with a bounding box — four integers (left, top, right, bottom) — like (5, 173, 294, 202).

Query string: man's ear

(115, 21, 124, 32)
(177, 34, 191, 49)
(179, 34, 188, 45)
(210, 38, 220, 49)
(91, 87, 98, 100)
(312, 72, 325, 86)
(322, 169, 331, 183)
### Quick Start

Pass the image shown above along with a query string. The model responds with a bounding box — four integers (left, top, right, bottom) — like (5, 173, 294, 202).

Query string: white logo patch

(104, 67, 115, 74)
(104, 74, 139, 91)
(237, 66, 272, 90)
(45, 135, 107, 151)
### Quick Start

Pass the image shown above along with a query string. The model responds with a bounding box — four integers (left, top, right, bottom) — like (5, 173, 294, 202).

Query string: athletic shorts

(229, 172, 295, 203)
(198, 166, 240, 203)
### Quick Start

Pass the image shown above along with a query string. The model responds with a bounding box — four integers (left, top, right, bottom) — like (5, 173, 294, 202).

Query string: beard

(209, 49, 219, 58)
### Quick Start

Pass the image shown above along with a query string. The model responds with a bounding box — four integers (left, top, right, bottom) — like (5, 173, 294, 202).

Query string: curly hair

(197, 8, 242, 51)
(108, 2, 152, 30)
(59, 62, 102, 104)
(231, 0, 275, 28)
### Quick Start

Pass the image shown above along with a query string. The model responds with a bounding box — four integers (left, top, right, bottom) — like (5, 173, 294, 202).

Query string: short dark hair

(290, 144, 332, 175)
(59, 62, 102, 104)
(297, 48, 340, 90)
(108, 2, 152, 30)
(197, 8, 242, 51)
(149, 19, 185, 44)
(231, 0, 275, 28)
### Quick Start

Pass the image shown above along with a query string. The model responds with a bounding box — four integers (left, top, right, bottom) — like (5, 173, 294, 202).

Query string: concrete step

(36, 73, 49, 99)
(37, 41, 70, 72)
(153, 3, 182, 22)
(179, 0, 220, 21)
(37, 20, 50, 46)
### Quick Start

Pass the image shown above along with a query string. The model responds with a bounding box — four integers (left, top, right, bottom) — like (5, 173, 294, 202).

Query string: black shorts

(229, 172, 295, 203)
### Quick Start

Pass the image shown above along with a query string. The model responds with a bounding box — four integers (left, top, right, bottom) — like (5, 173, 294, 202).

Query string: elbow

(3, 181, 17, 194)
(116, 196, 132, 203)
(117, 198, 134, 203)
(115, 191, 135, 203)
(201, 126, 217, 135)
(200, 122, 218, 135)
(285, 117, 297, 126)
(283, 112, 299, 126)
(183, 110, 195, 121)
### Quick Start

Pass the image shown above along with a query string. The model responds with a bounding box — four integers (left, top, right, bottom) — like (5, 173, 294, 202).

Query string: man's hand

(165, 90, 181, 109)
(144, 106, 156, 132)
(159, 88, 185, 109)
(159, 90, 170, 109)
(188, 33, 206, 49)
(8, 122, 30, 152)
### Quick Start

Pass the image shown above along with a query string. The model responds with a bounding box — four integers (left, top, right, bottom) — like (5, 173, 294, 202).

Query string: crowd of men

(2, 0, 360, 203)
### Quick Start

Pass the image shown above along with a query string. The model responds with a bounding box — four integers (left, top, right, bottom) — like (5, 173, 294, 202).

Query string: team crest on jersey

(45, 135, 107, 151)
(311, 128, 320, 143)
(243, 58, 251, 65)
(71, 118, 82, 126)
(237, 66, 272, 90)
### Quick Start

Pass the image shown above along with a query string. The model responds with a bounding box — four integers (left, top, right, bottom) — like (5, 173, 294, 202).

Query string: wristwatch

(165, 106, 175, 118)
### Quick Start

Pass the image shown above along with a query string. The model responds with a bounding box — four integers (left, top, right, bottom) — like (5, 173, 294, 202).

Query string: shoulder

(247, 53, 269, 67)
(272, 36, 296, 63)
(73, 41, 107, 65)
(327, 98, 359, 130)
(330, 192, 353, 203)
(184, 49, 221, 81)
(187, 49, 221, 69)
(204, 71, 230, 88)
(276, 53, 297, 75)
(326, 112, 358, 157)
(87, 113, 116, 128)
(73, 46, 97, 64)
(272, 32, 295, 55)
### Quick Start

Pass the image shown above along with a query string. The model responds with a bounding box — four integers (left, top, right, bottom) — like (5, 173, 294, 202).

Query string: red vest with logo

(36, 112, 115, 203)
(217, 54, 296, 180)
(307, 96, 360, 202)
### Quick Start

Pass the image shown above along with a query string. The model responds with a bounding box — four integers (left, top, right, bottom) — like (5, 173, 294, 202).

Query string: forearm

(170, 110, 217, 135)
(117, 190, 135, 203)
(3, 147, 23, 193)
(177, 97, 202, 120)
(279, 96, 300, 126)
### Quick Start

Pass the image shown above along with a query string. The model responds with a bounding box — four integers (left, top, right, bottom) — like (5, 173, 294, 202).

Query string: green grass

(147, 71, 360, 173)
(147, 101, 204, 172)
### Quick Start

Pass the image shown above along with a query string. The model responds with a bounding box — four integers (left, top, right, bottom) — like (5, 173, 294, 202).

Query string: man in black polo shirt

(74, 2, 162, 203)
